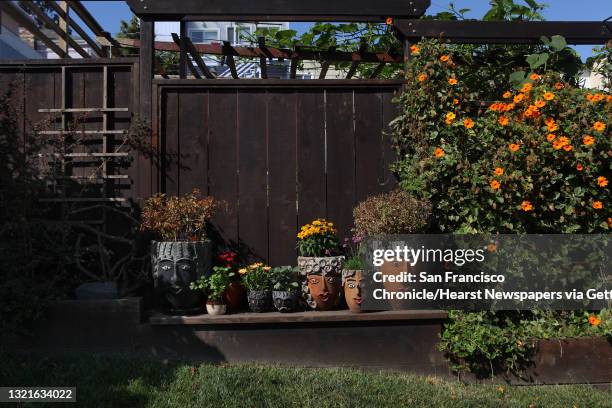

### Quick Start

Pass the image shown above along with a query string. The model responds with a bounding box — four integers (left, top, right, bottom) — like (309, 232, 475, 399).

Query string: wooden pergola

(125, 0, 612, 125)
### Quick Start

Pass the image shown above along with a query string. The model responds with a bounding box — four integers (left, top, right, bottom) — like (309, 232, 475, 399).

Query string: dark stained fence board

(325, 89, 356, 243)
(178, 91, 208, 195)
(381, 90, 398, 192)
(268, 90, 298, 266)
(161, 90, 179, 195)
(354, 89, 384, 204)
(208, 89, 239, 250)
(296, 90, 327, 226)
(237, 90, 269, 262)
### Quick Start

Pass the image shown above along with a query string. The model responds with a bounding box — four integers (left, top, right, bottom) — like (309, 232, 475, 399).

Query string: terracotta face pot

(342, 270, 363, 313)
(306, 272, 341, 311)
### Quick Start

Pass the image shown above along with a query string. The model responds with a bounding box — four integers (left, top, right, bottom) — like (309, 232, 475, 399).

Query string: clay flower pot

(224, 281, 246, 313)
(342, 270, 363, 313)
(247, 290, 272, 313)
(206, 301, 227, 316)
(298, 256, 344, 311)
(272, 290, 300, 313)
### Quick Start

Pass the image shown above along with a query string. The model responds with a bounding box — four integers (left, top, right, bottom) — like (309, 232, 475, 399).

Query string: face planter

(298, 256, 344, 311)
(342, 270, 363, 313)
(152, 241, 212, 315)
(272, 290, 300, 313)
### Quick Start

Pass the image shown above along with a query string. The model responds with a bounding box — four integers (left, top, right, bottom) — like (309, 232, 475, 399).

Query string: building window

(189, 29, 219, 43)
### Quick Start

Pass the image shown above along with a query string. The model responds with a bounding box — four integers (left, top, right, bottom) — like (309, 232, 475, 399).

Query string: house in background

(154, 21, 307, 78)
(0, 7, 44, 59)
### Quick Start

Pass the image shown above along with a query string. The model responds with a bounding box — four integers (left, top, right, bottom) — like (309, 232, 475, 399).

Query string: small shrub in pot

(190, 266, 231, 315)
(241, 263, 272, 313)
(142, 189, 220, 315)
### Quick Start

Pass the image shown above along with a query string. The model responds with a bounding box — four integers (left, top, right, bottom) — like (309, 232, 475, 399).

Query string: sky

(83, 0, 612, 59)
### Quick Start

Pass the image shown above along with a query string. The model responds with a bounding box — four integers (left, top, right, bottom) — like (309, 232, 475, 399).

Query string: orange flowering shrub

(391, 39, 611, 233)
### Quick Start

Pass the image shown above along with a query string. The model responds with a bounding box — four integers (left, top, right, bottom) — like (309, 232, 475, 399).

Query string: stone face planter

(206, 302, 227, 316)
(151, 241, 212, 315)
(298, 256, 344, 311)
(247, 290, 272, 313)
(272, 290, 300, 313)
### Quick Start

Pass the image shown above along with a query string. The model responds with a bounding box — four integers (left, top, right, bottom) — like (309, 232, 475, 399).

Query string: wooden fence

(153, 79, 401, 265)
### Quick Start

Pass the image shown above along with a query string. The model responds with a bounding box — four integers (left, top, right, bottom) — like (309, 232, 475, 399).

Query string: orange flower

(452, 98, 459, 105)
(576, 163, 584, 171)
(593, 121, 606, 132)
(543, 92, 555, 101)
(503, 91, 512, 99)
(434, 147, 445, 158)
(509, 143, 520, 152)
(498, 116, 510, 126)
(588, 315, 601, 326)
(386, 17, 394, 25)
(418, 73, 427, 82)
(463, 118, 475, 129)
(586, 93, 594, 102)
(593, 93, 604, 102)
(546, 133, 556, 142)
(448, 78, 458, 85)
(593, 201, 603, 210)
(410, 45, 420, 55)
(553, 140, 564, 150)
(608, 218, 612, 228)
(521, 83, 533, 93)
(445, 112, 456, 125)
(490, 180, 501, 190)
(607, 95, 612, 103)
(530, 73, 541, 81)
(547, 122, 558, 132)
(583, 135, 595, 146)
(554, 82, 564, 90)
(440, 55, 450, 62)
(494, 167, 504, 176)
(513, 93, 525, 103)
(535, 100, 546, 108)
(598, 176, 609, 188)
(563, 144, 573, 152)
(521, 201, 534, 212)
(545, 117, 555, 126)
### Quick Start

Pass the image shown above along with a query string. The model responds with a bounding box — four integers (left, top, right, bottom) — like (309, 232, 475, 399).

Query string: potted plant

(218, 251, 245, 312)
(240, 263, 272, 313)
(270, 266, 300, 313)
(297, 219, 344, 311)
(190, 266, 231, 316)
(342, 233, 366, 313)
(141, 189, 220, 315)
(353, 189, 431, 310)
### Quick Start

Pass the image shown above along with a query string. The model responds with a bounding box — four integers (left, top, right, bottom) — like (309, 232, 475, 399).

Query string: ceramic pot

(223, 281, 246, 313)
(247, 290, 272, 313)
(342, 270, 363, 313)
(298, 256, 344, 311)
(151, 241, 212, 315)
(272, 290, 300, 313)
(206, 302, 227, 316)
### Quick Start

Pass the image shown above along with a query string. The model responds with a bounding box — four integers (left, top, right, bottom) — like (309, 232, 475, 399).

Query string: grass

(0, 353, 610, 408)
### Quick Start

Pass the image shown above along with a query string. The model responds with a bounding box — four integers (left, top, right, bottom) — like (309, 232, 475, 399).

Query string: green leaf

(550, 35, 567, 52)
(509, 70, 526, 85)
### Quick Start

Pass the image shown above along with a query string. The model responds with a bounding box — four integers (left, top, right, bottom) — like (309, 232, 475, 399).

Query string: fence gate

(154, 79, 401, 265)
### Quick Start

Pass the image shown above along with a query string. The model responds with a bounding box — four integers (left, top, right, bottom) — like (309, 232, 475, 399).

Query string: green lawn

(0, 353, 610, 407)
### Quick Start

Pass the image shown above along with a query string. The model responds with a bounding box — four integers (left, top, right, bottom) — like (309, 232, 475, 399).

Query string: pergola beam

(125, 0, 430, 21)
(395, 20, 612, 45)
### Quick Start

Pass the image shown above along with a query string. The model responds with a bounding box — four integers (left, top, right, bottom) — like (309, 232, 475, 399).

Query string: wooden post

(58, 1, 69, 55)
(179, 21, 188, 78)
(139, 17, 154, 124)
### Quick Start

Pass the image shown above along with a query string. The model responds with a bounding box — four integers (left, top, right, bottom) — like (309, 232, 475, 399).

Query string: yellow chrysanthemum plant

(391, 37, 610, 233)
(296, 219, 341, 257)
(240, 263, 272, 292)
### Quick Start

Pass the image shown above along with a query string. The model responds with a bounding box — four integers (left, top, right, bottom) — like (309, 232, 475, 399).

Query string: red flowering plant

(217, 251, 240, 282)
